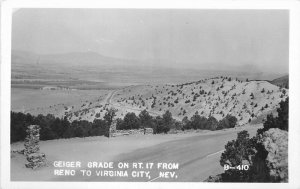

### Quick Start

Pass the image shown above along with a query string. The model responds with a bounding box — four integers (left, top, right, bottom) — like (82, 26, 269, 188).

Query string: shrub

(217, 115, 237, 129)
(206, 116, 218, 130)
(220, 130, 257, 182)
(259, 98, 288, 133)
(119, 112, 140, 130)
(161, 110, 174, 132)
(139, 110, 153, 129)
(182, 116, 191, 130)
(151, 111, 174, 134)
(91, 119, 109, 136)
(190, 111, 207, 130)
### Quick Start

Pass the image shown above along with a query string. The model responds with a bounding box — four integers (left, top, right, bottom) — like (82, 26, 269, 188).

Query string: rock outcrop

(259, 128, 288, 182)
(205, 128, 288, 182)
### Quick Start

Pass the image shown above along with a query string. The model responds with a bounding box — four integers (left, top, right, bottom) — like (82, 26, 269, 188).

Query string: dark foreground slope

(269, 75, 288, 89)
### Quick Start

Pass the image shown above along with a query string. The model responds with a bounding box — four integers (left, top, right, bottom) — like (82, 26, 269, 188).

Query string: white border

(1, 0, 300, 189)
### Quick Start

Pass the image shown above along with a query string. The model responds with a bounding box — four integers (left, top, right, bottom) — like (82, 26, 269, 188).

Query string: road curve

(53, 125, 259, 182)
(106, 90, 181, 120)
(103, 90, 118, 105)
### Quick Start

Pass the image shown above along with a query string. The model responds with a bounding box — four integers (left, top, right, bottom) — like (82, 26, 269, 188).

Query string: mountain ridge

(26, 76, 288, 126)
(12, 50, 286, 82)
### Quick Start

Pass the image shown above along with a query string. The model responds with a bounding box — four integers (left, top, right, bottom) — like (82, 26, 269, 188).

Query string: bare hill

(110, 77, 288, 125)
(55, 77, 288, 126)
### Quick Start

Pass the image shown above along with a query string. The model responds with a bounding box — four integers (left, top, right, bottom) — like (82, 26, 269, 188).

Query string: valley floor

(11, 124, 261, 182)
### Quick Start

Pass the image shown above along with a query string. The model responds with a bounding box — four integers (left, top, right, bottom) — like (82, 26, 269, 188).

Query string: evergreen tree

(139, 110, 153, 129)
(220, 130, 257, 182)
(182, 116, 191, 130)
(206, 116, 218, 130)
(261, 97, 288, 132)
(121, 112, 140, 130)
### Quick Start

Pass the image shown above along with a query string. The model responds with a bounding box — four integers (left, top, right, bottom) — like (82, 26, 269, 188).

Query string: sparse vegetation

(11, 76, 289, 143)
(208, 97, 289, 182)
(259, 98, 288, 133)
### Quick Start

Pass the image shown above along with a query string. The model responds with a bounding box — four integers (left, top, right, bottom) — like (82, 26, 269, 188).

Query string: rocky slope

(24, 76, 288, 125)
(111, 77, 288, 125)
(258, 128, 288, 182)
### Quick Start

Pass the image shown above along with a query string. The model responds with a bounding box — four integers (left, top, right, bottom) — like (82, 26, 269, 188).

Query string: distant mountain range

(11, 50, 288, 85)
(12, 50, 137, 67)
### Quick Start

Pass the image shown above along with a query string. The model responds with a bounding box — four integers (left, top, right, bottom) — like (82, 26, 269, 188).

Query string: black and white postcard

(1, 1, 300, 189)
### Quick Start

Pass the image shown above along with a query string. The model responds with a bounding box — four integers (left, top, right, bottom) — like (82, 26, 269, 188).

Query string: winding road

(55, 90, 260, 182)
(104, 90, 118, 104)
(53, 125, 260, 182)
(105, 89, 181, 120)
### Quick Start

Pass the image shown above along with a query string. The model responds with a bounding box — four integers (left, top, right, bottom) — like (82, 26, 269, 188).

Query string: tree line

(11, 108, 238, 143)
(11, 112, 110, 143)
(116, 110, 237, 132)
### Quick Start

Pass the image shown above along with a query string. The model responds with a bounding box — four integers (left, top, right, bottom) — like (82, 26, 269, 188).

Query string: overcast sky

(12, 9, 289, 74)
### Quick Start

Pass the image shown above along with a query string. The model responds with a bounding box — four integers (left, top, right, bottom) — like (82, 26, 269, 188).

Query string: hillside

(47, 76, 289, 126)
(269, 75, 289, 89)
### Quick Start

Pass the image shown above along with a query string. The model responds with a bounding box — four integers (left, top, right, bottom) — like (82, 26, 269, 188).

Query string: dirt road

(107, 90, 181, 120)
(104, 90, 117, 104)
